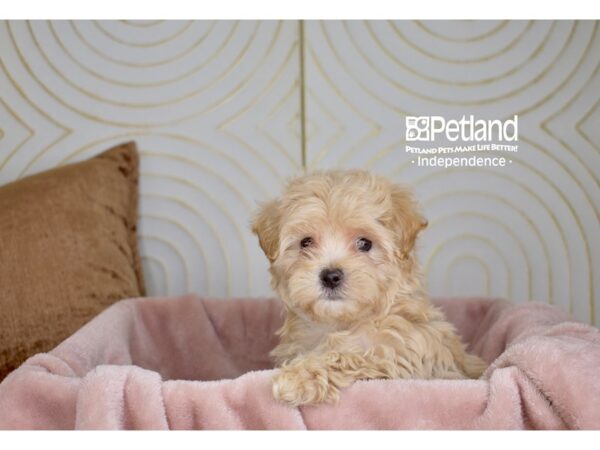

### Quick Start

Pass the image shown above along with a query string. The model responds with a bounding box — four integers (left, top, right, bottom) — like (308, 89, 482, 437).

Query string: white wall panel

(1, 20, 598, 325)
(304, 20, 600, 324)
(0, 20, 303, 297)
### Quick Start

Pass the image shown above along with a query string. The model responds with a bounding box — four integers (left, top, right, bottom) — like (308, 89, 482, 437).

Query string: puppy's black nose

(320, 268, 344, 289)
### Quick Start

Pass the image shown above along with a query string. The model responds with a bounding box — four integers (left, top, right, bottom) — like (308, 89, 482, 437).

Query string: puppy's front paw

(272, 366, 339, 406)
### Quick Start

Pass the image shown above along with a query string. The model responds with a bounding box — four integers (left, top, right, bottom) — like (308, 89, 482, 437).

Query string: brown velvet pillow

(0, 141, 145, 380)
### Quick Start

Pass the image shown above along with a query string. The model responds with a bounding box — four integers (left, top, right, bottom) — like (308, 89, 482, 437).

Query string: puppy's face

(252, 171, 427, 327)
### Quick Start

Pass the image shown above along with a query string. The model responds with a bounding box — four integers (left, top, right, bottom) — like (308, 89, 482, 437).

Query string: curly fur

(252, 170, 487, 406)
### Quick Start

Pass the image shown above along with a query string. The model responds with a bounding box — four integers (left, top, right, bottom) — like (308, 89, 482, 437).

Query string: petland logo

(406, 115, 518, 142)
(405, 115, 520, 168)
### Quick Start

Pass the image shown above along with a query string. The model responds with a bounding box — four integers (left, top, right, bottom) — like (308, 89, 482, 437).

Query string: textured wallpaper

(0, 20, 598, 324)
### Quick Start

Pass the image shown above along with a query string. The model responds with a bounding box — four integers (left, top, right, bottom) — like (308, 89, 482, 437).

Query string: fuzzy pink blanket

(0, 295, 599, 430)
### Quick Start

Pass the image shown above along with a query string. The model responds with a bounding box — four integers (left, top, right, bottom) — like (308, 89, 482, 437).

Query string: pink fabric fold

(0, 295, 598, 429)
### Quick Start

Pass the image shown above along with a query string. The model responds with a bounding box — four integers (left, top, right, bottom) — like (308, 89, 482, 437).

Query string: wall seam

(298, 19, 307, 172)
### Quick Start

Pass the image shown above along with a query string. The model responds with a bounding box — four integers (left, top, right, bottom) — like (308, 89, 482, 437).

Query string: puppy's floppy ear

(388, 184, 428, 261)
(251, 199, 282, 263)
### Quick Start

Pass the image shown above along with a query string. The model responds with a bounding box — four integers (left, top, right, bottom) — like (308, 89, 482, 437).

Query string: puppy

(252, 170, 487, 406)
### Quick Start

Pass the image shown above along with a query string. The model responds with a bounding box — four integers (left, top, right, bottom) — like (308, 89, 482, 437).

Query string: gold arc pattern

(8, 21, 293, 128)
(120, 21, 165, 28)
(141, 186, 236, 297)
(304, 20, 597, 324)
(71, 21, 220, 69)
(443, 254, 492, 297)
(92, 20, 194, 48)
(425, 202, 540, 303)
(415, 20, 509, 43)
(0, 20, 300, 299)
(50, 21, 219, 87)
(0, 20, 597, 325)
(140, 253, 171, 294)
(424, 189, 554, 303)
(27, 20, 260, 109)
(424, 233, 513, 299)
(140, 213, 211, 294)
(140, 213, 211, 291)
(403, 158, 580, 315)
(346, 21, 578, 106)
(390, 20, 534, 65)
(364, 21, 555, 87)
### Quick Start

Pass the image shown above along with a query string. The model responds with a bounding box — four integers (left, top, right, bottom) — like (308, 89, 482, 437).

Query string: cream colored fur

(252, 170, 487, 406)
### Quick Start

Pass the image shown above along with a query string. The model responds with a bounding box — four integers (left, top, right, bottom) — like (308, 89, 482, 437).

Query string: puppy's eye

(356, 237, 372, 252)
(300, 237, 313, 249)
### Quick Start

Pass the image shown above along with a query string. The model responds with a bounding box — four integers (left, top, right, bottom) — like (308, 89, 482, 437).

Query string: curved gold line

(458, 20, 600, 236)
(0, 25, 71, 128)
(390, 20, 533, 64)
(308, 30, 390, 120)
(538, 25, 600, 196)
(303, 116, 320, 142)
(9, 21, 281, 128)
(93, 20, 193, 48)
(305, 33, 384, 166)
(401, 163, 570, 288)
(574, 50, 600, 153)
(533, 141, 598, 224)
(51, 139, 260, 236)
(423, 189, 554, 303)
(342, 23, 597, 171)
(121, 20, 165, 28)
(214, 115, 290, 188)
(142, 174, 249, 296)
(575, 96, 600, 152)
(430, 211, 533, 301)
(364, 21, 554, 87)
(7, 21, 130, 126)
(214, 25, 298, 184)
(141, 151, 254, 210)
(444, 254, 492, 296)
(317, 23, 406, 115)
(29, 20, 257, 109)
(51, 133, 270, 198)
(308, 23, 397, 129)
(257, 77, 303, 169)
(340, 20, 576, 106)
(71, 20, 220, 69)
(415, 20, 509, 43)
(50, 21, 219, 87)
(512, 21, 595, 117)
(140, 254, 170, 294)
(150, 133, 271, 198)
(336, 126, 381, 168)
(0, 97, 34, 171)
(141, 212, 212, 294)
(521, 137, 598, 322)
(148, 187, 242, 296)
(404, 153, 592, 322)
(139, 233, 193, 294)
(133, 21, 281, 127)
(0, 36, 72, 177)
(217, 30, 300, 169)
(143, 189, 235, 296)
(365, 138, 406, 168)
(305, 87, 346, 167)
(425, 233, 512, 298)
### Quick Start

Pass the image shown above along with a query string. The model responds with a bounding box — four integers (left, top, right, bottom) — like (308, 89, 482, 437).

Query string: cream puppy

(252, 170, 487, 406)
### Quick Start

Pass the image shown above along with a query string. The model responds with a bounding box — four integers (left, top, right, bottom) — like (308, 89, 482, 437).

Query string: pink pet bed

(0, 295, 599, 429)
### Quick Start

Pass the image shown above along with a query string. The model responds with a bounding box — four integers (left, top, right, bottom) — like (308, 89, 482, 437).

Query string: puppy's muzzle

(320, 268, 344, 290)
